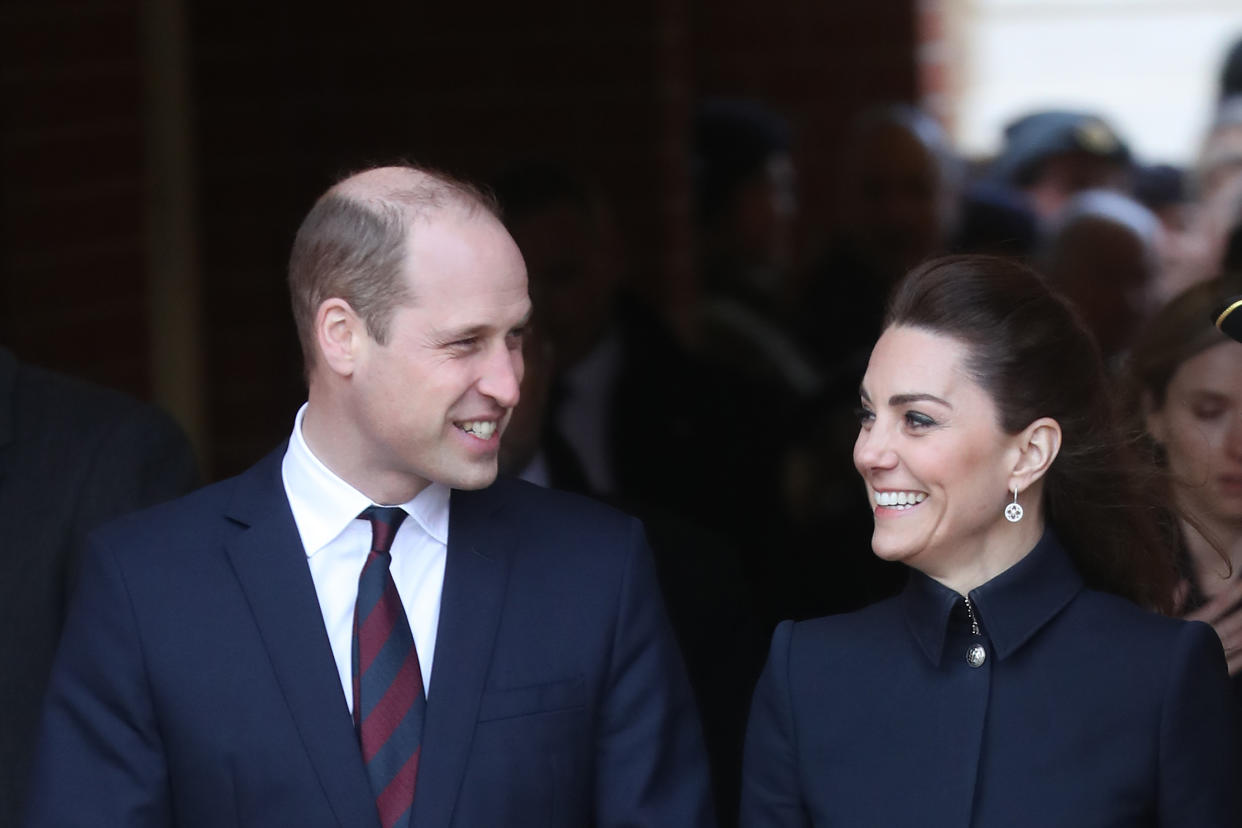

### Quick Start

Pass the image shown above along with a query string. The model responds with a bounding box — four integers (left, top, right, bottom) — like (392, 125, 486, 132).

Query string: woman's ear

(315, 298, 366, 378)
(1010, 416, 1062, 492)
(1143, 391, 1169, 446)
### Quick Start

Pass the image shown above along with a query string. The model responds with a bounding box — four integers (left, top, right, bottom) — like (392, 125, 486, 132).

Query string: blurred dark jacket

(0, 347, 199, 828)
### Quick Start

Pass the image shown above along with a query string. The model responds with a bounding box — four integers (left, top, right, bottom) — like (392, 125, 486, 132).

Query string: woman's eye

(1192, 404, 1226, 420)
(855, 406, 875, 426)
(905, 411, 935, 429)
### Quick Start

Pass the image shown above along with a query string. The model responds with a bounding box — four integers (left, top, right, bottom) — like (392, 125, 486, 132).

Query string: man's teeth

(875, 491, 926, 509)
(459, 420, 497, 439)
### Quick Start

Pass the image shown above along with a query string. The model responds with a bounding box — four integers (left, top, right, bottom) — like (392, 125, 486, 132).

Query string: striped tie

(353, 506, 424, 828)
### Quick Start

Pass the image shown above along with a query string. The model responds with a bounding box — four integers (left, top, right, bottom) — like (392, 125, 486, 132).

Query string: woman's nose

(854, 422, 897, 471)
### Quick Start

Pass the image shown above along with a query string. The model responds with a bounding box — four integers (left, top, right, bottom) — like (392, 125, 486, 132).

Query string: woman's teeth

(875, 491, 926, 509)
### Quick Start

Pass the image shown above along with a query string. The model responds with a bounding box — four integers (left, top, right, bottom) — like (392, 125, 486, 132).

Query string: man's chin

(449, 461, 501, 491)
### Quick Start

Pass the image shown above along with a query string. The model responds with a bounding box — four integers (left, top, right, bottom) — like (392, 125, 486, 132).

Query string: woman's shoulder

(1062, 588, 1226, 675)
(769, 596, 909, 663)
(1071, 587, 1203, 640)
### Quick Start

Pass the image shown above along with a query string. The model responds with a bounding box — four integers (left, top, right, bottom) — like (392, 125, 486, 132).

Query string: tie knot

(358, 506, 408, 555)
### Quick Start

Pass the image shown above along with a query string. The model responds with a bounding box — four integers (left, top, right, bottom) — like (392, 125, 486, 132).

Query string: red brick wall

(1, 0, 920, 479)
(1, 1, 150, 397)
(691, 0, 919, 246)
(189, 0, 701, 477)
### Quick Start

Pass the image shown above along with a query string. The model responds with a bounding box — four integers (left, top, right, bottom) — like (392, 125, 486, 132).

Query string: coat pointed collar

(223, 445, 381, 828)
(412, 481, 511, 828)
(901, 528, 1084, 667)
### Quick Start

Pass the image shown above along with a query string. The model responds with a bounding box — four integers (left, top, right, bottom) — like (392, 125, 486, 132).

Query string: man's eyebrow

(435, 311, 533, 342)
(433, 323, 489, 341)
(889, 392, 952, 408)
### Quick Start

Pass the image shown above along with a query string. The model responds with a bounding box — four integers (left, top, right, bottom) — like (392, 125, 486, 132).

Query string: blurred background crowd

(6, 2, 1242, 825)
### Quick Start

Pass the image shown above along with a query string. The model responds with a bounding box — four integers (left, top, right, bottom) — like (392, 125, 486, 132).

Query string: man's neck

(300, 396, 429, 506)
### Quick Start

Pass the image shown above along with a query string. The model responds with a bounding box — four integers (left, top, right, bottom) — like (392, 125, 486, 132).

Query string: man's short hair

(288, 165, 500, 373)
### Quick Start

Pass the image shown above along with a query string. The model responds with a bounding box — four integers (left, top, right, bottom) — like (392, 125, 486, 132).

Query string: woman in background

(741, 256, 1238, 827)
(1131, 278, 1242, 677)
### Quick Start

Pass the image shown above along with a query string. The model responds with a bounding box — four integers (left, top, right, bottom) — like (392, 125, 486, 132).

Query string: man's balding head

(288, 165, 500, 375)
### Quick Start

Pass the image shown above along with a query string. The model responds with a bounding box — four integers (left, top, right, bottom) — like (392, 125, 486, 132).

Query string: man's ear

(315, 298, 366, 378)
(1009, 416, 1062, 492)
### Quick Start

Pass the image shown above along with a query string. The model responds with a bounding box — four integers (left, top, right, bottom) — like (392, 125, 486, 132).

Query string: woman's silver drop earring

(1004, 488, 1023, 523)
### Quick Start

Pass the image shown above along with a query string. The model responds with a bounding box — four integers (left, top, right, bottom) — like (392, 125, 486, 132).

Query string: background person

(0, 348, 199, 828)
(1131, 278, 1242, 688)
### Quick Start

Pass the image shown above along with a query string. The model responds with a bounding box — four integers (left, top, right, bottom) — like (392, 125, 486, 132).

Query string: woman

(1131, 278, 1242, 677)
(741, 256, 1239, 826)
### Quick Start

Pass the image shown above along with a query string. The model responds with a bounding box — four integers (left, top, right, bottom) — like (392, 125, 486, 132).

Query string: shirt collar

(282, 403, 451, 556)
(900, 528, 1084, 666)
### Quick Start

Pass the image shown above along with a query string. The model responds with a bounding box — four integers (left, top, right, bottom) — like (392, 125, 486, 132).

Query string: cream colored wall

(950, 0, 1242, 164)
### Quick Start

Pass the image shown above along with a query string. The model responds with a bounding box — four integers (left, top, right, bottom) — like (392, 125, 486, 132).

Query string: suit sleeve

(1157, 620, 1242, 827)
(23, 534, 172, 828)
(593, 518, 716, 827)
(739, 620, 810, 828)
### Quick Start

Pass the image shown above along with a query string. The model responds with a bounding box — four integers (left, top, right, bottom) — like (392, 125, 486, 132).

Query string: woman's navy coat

(741, 532, 1240, 827)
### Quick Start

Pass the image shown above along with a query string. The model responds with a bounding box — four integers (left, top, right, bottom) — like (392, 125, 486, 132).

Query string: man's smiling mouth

(457, 420, 497, 439)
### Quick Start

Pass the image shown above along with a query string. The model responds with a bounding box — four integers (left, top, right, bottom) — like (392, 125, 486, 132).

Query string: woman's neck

(926, 515, 1046, 597)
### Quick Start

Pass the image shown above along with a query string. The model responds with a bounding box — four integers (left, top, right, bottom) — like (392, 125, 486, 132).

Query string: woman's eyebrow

(888, 392, 952, 408)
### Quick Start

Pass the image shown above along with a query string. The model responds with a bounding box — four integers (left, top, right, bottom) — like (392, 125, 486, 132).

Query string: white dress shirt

(281, 403, 448, 708)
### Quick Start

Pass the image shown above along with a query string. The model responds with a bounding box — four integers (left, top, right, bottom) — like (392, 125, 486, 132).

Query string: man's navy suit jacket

(24, 447, 714, 827)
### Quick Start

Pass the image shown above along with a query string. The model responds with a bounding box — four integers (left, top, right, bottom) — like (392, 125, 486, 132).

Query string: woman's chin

(869, 534, 921, 564)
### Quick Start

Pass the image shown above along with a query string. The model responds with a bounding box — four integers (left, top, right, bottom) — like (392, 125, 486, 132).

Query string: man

(0, 348, 199, 828)
(24, 166, 714, 827)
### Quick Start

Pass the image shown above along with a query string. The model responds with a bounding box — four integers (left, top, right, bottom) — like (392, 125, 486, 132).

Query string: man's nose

(479, 343, 522, 409)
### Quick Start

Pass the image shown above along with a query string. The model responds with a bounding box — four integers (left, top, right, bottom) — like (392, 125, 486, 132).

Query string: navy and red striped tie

(352, 506, 424, 828)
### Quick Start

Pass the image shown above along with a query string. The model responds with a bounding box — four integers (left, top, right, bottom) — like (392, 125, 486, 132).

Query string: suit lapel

(413, 484, 510, 828)
(223, 449, 380, 828)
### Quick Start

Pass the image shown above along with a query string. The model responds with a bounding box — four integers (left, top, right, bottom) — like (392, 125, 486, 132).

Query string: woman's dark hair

(1130, 278, 1231, 410)
(885, 255, 1178, 612)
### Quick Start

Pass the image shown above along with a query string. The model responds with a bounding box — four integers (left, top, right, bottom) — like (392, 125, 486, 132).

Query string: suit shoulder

(486, 476, 641, 534)
(14, 359, 182, 441)
(89, 469, 245, 555)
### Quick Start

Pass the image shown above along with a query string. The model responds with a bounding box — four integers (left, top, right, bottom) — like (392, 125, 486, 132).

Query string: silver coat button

(966, 643, 987, 667)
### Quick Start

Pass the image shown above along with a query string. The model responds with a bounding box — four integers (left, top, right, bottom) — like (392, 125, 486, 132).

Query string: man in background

(1, 347, 198, 828)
